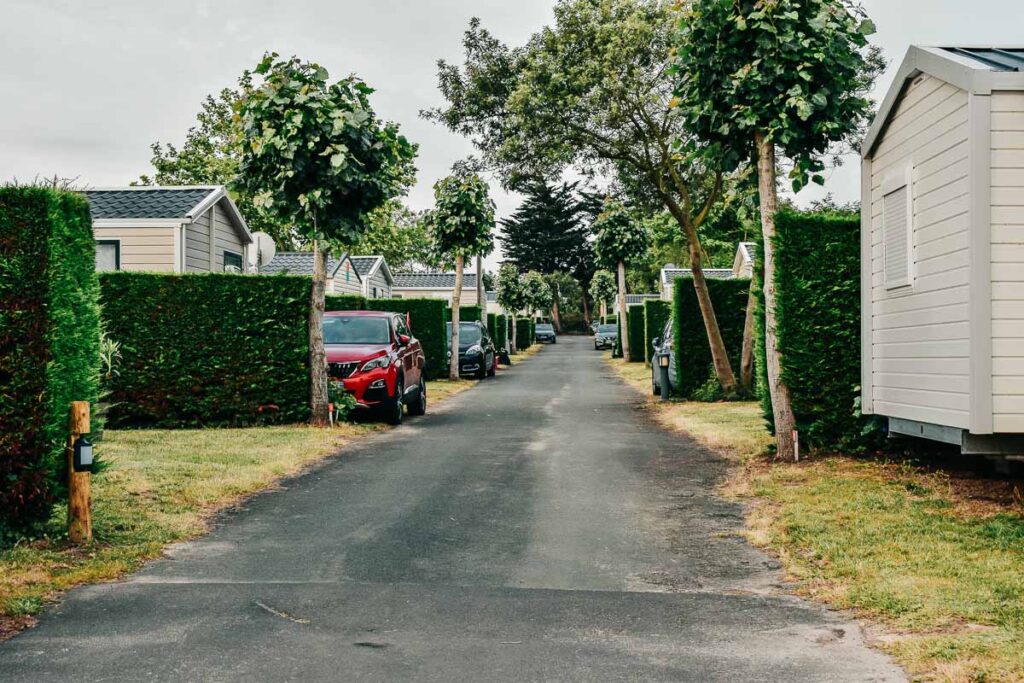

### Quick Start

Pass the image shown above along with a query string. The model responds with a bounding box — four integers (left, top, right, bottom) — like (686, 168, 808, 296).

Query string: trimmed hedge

(458, 305, 482, 323)
(101, 272, 310, 428)
(488, 312, 508, 352)
(626, 304, 645, 362)
(643, 300, 671, 365)
(367, 298, 448, 380)
(515, 318, 532, 351)
(672, 276, 749, 398)
(756, 209, 879, 452)
(0, 188, 100, 535)
(324, 293, 365, 311)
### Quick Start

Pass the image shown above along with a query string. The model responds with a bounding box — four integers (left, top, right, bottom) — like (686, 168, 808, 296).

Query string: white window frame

(881, 163, 914, 291)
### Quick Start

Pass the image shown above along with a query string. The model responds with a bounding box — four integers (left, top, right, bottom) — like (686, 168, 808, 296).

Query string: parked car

(594, 323, 618, 350)
(590, 320, 600, 334)
(535, 323, 557, 344)
(446, 320, 497, 379)
(324, 311, 426, 425)
(650, 318, 678, 396)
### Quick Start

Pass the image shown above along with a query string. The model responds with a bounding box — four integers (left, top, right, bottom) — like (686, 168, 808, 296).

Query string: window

(394, 315, 410, 338)
(882, 167, 913, 290)
(95, 240, 120, 271)
(323, 316, 391, 344)
(372, 287, 378, 298)
(223, 251, 243, 273)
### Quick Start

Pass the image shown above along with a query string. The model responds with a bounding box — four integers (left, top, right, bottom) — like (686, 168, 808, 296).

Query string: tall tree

(589, 269, 617, 319)
(496, 263, 528, 353)
(424, 1, 739, 394)
(351, 200, 443, 272)
(522, 271, 553, 324)
(672, 0, 881, 457)
(235, 53, 417, 426)
(543, 271, 582, 332)
(428, 167, 496, 380)
(592, 200, 649, 362)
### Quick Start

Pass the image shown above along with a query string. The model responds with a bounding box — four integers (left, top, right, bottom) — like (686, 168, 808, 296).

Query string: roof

(393, 272, 479, 289)
(738, 243, 755, 264)
(486, 290, 497, 302)
(660, 268, 736, 287)
(260, 252, 360, 281)
(84, 186, 218, 220)
(350, 256, 380, 277)
(864, 46, 1024, 156)
(625, 293, 660, 305)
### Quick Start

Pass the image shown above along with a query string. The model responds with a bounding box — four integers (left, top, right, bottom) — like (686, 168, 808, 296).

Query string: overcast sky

(2, 1, 1021, 270)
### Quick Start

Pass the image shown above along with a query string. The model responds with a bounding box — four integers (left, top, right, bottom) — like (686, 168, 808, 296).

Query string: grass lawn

(0, 378, 475, 639)
(605, 354, 1024, 682)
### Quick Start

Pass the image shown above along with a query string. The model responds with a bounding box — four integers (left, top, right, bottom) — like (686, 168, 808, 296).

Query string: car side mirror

(398, 334, 411, 346)
(652, 337, 662, 348)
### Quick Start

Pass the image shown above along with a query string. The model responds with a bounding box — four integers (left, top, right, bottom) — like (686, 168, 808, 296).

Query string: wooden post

(67, 401, 92, 543)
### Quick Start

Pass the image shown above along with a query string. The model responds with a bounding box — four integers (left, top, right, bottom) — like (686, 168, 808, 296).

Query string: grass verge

(1, 379, 474, 639)
(605, 354, 1024, 682)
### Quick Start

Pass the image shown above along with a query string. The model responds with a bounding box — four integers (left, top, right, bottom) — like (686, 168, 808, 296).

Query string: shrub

(756, 208, 881, 452)
(515, 318, 532, 350)
(100, 272, 310, 428)
(366, 298, 448, 380)
(458, 305, 483, 323)
(529, 319, 536, 345)
(672, 276, 749, 399)
(643, 299, 671, 365)
(324, 293, 366, 311)
(488, 312, 508, 351)
(0, 188, 100, 536)
(626, 304, 645, 362)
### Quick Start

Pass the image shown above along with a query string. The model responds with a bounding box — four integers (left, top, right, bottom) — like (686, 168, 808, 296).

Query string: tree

(424, 0, 739, 394)
(522, 271, 553, 324)
(589, 269, 618, 319)
(672, 0, 882, 457)
(496, 263, 528, 352)
(351, 200, 443, 272)
(137, 78, 295, 249)
(592, 200, 649, 362)
(427, 167, 495, 380)
(235, 53, 417, 426)
(543, 271, 582, 331)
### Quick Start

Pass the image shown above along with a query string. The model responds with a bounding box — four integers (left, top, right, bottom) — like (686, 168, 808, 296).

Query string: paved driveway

(0, 336, 903, 681)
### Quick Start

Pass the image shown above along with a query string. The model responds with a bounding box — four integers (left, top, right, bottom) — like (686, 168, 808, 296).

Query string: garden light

(72, 436, 94, 473)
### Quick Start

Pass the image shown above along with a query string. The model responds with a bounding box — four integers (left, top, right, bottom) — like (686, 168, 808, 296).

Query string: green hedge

(323, 293, 365, 311)
(515, 318, 532, 351)
(101, 272, 310, 428)
(756, 209, 880, 452)
(643, 300, 671, 365)
(672, 276, 749, 398)
(0, 189, 100, 535)
(488, 312, 508, 352)
(458, 305, 482, 323)
(367, 298, 448, 380)
(626, 304, 645, 362)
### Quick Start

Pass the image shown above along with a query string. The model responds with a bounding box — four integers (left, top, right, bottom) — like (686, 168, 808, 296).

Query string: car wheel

(475, 358, 488, 380)
(408, 377, 427, 416)
(386, 377, 404, 425)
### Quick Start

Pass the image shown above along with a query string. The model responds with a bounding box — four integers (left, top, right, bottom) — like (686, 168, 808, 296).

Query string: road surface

(0, 336, 903, 681)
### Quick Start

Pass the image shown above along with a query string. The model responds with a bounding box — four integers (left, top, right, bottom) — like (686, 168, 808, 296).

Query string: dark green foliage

(756, 208, 881, 451)
(626, 304, 645, 362)
(515, 318, 532, 350)
(0, 188, 100, 536)
(672, 276, 749, 399)
(100, 272, 310, 428)
(643, 300, 671, 365)
(529, 319, 536, 345)
(488, 313, 508, 351)
(324, 294, 366, 312)
(458, 305, 482, 323)
(364, 298, 448, 380)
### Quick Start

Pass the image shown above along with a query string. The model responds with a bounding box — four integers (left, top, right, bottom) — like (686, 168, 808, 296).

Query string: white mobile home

(861, 46, 1024, 453)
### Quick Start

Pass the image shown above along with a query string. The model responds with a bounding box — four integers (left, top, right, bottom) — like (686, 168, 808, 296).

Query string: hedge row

(755, 209, 880, 452)
(643, 300, 671, 365)
(672, 276, 749, 398)
(102, 272, 310, 428)
(458, 305, 482, 323)
(0, 188, 100, 535)
(325, 294, 449, 380)
(515, 318, 532, 351)
(488, 312, 508, 352)
(625, 304, 645, 362)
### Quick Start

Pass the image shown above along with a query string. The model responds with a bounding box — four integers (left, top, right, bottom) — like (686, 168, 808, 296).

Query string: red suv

(324, 310, 427, 424)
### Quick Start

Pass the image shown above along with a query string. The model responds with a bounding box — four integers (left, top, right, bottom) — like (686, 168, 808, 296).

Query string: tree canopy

(589, 269, 617, 309)
(592, 200, 649, 270)
(496, 263, 528, 314)
(352, 200, 447, 272)
(427, 167, 496, 259)
(522, 270, 553, 314)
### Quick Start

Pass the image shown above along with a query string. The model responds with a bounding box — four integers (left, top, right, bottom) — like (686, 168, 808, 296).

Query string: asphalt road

(0, 336, 904, 682)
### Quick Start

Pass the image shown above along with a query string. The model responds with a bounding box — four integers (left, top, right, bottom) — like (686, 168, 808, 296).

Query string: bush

(672, 276, 749, 399)
(488, 313, 508, 351)
(643, 300, 671, 365)
(515, 318, 532, 351)
(529, 319, 536, 345)
(324, 293, 366, 311)
(0, 188, 100, 536)
(100, 272, 310, 428)
(756, 208, 881, 452)
(626, 304, 645, 362)
(458, 305, 482, 323)
(366, 298, 448, 380)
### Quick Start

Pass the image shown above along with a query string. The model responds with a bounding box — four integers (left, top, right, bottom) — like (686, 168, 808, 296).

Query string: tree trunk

(756, 131, 797, 460)
(663, 196, 738, 395)
(309, 239, 329, 427)
(740, 284, 756, 393)
(551, 297, 562, 332)
(476, 254, 486, 311)
(510, 312, 518, 353)
(450, 255, 463, 381)
(617, 260, 629, 361)
(582, 290, 591, 326)
(600, 300, 607, 320)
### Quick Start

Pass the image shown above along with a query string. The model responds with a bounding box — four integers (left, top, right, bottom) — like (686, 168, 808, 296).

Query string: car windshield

(536, 324, 554, 332)
(598, 324, 617, 334)
(324, 316, 390, 345)
(446, 322, 482, 345)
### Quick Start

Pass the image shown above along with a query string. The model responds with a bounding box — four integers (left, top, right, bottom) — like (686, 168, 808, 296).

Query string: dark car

(535, 323, 557, 344)
(594, 323, 618, 350)
(446, 320, 497, 379)
(324, 311, 427, 425)
(650, 318, 678, 396)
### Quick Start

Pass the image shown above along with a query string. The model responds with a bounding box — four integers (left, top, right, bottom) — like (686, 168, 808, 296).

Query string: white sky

(1, 0, 1020, 270)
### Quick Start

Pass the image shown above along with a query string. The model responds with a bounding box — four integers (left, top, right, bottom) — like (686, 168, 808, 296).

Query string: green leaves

(589, 269, 618, 307)
(592, 199, 649, 269)
(427, 166, 495, 259)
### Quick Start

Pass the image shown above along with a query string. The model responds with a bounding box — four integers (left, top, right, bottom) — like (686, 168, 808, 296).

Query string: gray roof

(84, 187, 217, 219)
(941, 47, 1024, 72)
(260, 252, 358, 280)
(350, 256, 380, 277)
(661, 268, 736, 285)
(393, 272, 479, 289)
(625, 294, 660, 305)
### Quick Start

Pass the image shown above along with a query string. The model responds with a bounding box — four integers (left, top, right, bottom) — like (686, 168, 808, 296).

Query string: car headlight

(467, 344, 483, 356)
(360, 355, 391, 372)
